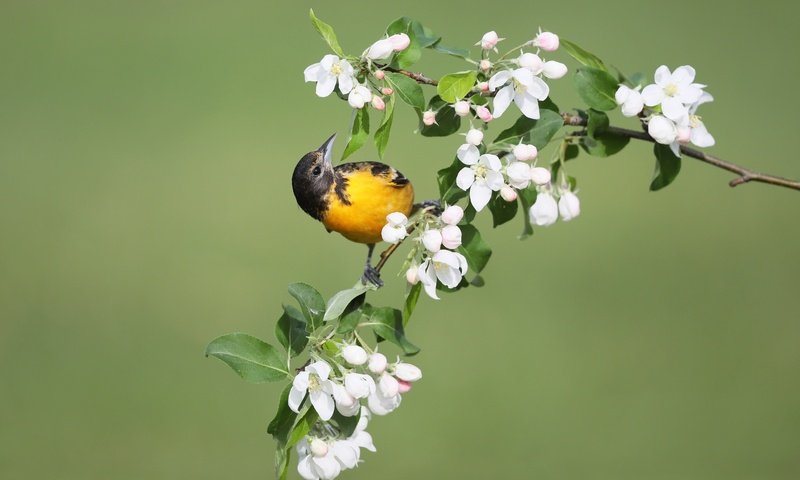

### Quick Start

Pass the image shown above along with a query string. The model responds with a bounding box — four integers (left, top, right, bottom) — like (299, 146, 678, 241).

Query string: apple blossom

(529, 191, 558, 226)
(297, 438, 341, 480)
(558, 190, 580, 221)
(388, 33, 410, 51)
(542, 60, 568, 79)
(344, 373, 375, 399)
(304, 54, 355, 97)
(366, 38, 394, 60)
(422, 109, 436, 126)
(533, 31, 559, 52)
(530, 166, 551, 186)
(381, 212, 408, 244)
(371, 96, 386, 111)
(453, 100, 471, 117)
(381, 87, 393, 95)
(456, 153, 505, 211)
(377, 372, 399, 398)
(518, 52, 544, 74)
(367, 388, 401, 415)
(615, 85, 644, 117)
(373, 69, 385, 80)
(440, 205, 464, 225)
(422, 228, 443, 253)
(368, 353, 388, 375)
(641, 65, 705, 122)
(513, 143, 538, 161)
(465, 128, 484, 146)
(500, 186, 518, 202)
(648, 115, 678, 145)
(289, 360, 336, 421)
(417, 250, 469, 299)
(506, 161, 532, 189)
(394, 362, 422, 382)
(405, 266, 419, 285)
(479, 60, 492, 72)
(489, 68, 549, 119)
(476, 105, 493, 122)
(477, 81, 490, 92)
(347, 85, 372, 109)
(331, 382, 360, 417)
(477, 30, 502, 50)
(341, 345, 368, 365)
(441, 224, 462, 249)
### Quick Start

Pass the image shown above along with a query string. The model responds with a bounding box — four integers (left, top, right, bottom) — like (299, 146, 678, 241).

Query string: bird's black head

(292, 134, 337, 220)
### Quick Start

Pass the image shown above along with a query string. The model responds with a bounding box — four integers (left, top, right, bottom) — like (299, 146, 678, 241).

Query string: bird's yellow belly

(322, 170, 414, 244)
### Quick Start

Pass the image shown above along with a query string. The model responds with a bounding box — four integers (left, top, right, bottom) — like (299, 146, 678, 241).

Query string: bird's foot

(361, 265, 384, 288)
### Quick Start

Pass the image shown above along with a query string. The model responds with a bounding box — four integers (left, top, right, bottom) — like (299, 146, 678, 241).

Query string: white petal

(677, 84, 703, 105)
(311, 453, 341, 479)
(641, 84, 664, 106)
(310, 390, 335, 421)
(457, 144, 479, 165)
(621, 92, 644, 117)
(344, 373, 374, 399)
(492, 86, 514, 118)
(484, 170, 505, 190)
(307, 360, 331, 381)
(417, 261, 439, 300)
(395, 362, 422, 382)
(315, 74, 336, 97)
(304, 63, 322, 82)
(648, 116, 677, 144)
(542, 61, 567, 79)
(515, 91, 541, 119)
(690, 122, 715, 147)
(288, 386, 306, 413)
(337, 74, 354, 95)
(558, 191, 581, 221)
(527, 76, 550, 101)
(422, 229, 443, 253)
(351, 430, 376, 452)
(481, 153, 502, 171)
(456, 167, 476, 191)
(488, 70, 512, 91)
(435, 262, 461, 289)
(615, 85, 632, 105)
(332, 441, 360, 469)
(511, 68, 535, 87)
(455, 251, 468, 274)
(386, 211, 408, 227)
(469, 181, 492, 211)
(293, 371, 310, 391)
(297, 455, 318, 480)
(530, 192, 558, 226)
(672, 65, 696, 86)
(669, 141, 681, 158)
(662, 96, 688, 122)
(653, 65, 671, 86)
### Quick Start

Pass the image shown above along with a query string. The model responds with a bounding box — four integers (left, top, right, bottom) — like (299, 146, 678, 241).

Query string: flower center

(689, 114, 701, 128)
(308, 373, 321, 392)
(330, 63, 342, 76)
(664, 83, 679, 96)
(474, 163, 488, 178)
(513, 78, 527, 94)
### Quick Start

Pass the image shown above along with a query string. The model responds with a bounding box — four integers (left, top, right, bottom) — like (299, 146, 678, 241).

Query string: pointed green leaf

(421, 95, 461, 137)
(431, 41, 470, 59)
(458, 224, 492, 273)
(517, 187, 537, 240)
(287, 408, 319, 449)
(275, 304, 308, 357)
(324, 284, 369, 322)
(288, 283, 325, 332)
(384, 72, 425, 111)
(488, 191, 519, 227)
(342, 108, 370, 160)
(402, 282, 422, 327)
(374, 95, 395, 159)
(581, 133, 629, 157)
(268, 383, 298, 444)
(308, 9, 345, 57)
(437, 71, 477, 103)
(561, 39, 606, 71)
(586, 109, 609, 137)
(205, 333, 289, 383)
(650, 143, 681, 191)
(574, 67, 619, 111)
(360, 307, 420, 355)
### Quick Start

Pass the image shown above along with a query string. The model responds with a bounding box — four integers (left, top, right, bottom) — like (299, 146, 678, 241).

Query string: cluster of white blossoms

(304, 33, 411, 111)
(529, 183, 580, 226)
(381, 206, 469, 300)
(615, 65, 715, 157)
(290, 346, 422, 479)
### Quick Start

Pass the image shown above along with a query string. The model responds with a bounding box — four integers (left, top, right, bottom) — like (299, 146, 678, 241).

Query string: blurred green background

(2, 0, 799, 478)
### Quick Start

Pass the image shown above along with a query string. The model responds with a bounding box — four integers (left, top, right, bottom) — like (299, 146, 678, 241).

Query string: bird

(291, 134, 415, 286)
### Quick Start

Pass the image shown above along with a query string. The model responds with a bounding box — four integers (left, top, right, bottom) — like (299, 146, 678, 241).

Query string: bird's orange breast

(321, 169, 414, 244)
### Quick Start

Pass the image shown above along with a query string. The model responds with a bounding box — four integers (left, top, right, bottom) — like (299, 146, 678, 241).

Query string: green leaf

(402, 282, 422, 327)
(437, 71, 477, 103)
(384, 17, 423, 69)
(268, 383, 298, 444)
(287, 408, 319, 449)
(580, 133, 630, 157)
(331, 411, 360, 438)
(431, 41, 470, 59)
(338, 301, 368, 335)
(275, 447, 290, 480)
(586, 109, 609, 137)
(205, 333, 289, 383)
(492, 109, 563, 149)
(488, 192, 518, 227)
(384, 72, 425, 111)
(561, 39, 606, 71)
(574, 67, 619, 111)
(374, 95, 394, 159)
(386, 17, 440, 48)
(288, 283, 325, 333)
(342, 109, 369, 161)
(324, 284, 369, 321)
(360, 307, 420, 355)
(458, 224, 492, 273)
(308, 9, 345, 57)
(421, 95, 461, 137)
(517, 187, 537, 240)
(650, 143, 681, 191)
(275, 304, 308, 357)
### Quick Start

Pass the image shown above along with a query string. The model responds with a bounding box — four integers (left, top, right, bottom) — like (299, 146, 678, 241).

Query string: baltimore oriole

(292, 134, 415, 285)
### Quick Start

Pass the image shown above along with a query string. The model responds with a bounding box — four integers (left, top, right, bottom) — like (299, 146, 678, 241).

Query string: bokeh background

(2, 1, 799, 478)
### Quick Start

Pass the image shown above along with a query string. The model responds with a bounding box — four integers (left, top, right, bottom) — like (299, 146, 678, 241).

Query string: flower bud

(530, 191, 558, 226)
(371, 96, 386, 111)
(648, 115, 678, 144)
(518, 53, 544, 74)
(378, 372, 400, 398)
(368, 353, 388, 375)
(440, 205, 464, 225)
(558, 190, 580, 221)
(478, 31, 499, 50)
(394, 362, 422, 382)
(374, 69, 385, 80)
(476, 105, 493, 122)
(397, 379, 412, 393)
(513, 143, 538, 161)
(506, 161, 532, 189)
(479, 59, 492, 72)
(388, 33, 411, 51)
(344, 373, 374, 399)
(348, 85, 372, 109)
(381, 87, 393, 96)
(453, 100, 470, 117)
(530, 166, 551, 186)
(465, 128, 484, 146)
(310, 438, 329, 457)
(422, 228, 443, 253)
(441, 225, 462, 249)
(332, 383, 359, 416)
(406, 266, 419, 285)
(533, 31, 559, 52)
(366, 38, 394, 60)
(422, 109, 437, 126)
(500, 185, 518, 202)
(542, 60, 568, 79)
(477, 81, 490, 92)
(342, 345, 368, 365)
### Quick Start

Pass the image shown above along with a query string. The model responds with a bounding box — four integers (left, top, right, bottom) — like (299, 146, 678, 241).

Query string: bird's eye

(312, 166, 322, 176)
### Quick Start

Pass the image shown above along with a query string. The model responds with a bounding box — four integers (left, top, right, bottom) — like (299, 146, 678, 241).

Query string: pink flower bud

(406, 266, 419, 285)
(518, 53, 544, 74)
(388, 33, 411, 51)
(371, 96, 386, 111)
(374, 70, 385, 80)
(397, 379, 412, 393)
(513, 143, 538, 161)
(534, 31, 559, 52)
(479, 60, 492, 72)
(465, 128, 484, 146)
(476, 105, 493, 122)
(422, 110, 437, 126)
(479, 31, 500, 50)
(453, 100, 470, 117)
(367, 38, 394, 60)
(530, 166, 551, 186)
(381, 87, 393, 96)
(341, 345, 368, 366)
(500, 186, 518, 202)
(477, 81, 490, 92)
(310, 438, 329, 457)
(440, 205, 464, 225)
(368, 352, 388, 374)
(441, 225, 462, 249)
(422, 228, 443, 253)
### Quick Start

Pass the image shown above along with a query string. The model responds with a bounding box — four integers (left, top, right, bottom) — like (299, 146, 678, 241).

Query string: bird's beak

(317, 133, 336, 165)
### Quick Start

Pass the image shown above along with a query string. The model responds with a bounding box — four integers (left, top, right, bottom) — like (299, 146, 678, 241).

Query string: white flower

(422, 228, 443, 253)
(422, 109, 437, 126)
(440, 205, 464, 225)
(441, 225, 462, 250)
(465, 128, 484, 146)
(529, 191, 558, 226)
(453, 100, 471, 117)
(348, 410, 376, 452)
(331, 439, 360, 470)
(513, 143, 538, 161)
(542, 61, 568, 79)
(366, 38, 394, 60)
(394, 362, 422, 382)
(297, 438, 342, 480)
(367, 352, 387, 374)
(367, 388, 401, 415)
(381, 212, 408, 244)
(506, 161, 532, 189)
(331, 382, 360, 417)
(530, 166, 551, 186)
(518, 53, 544, 74)
(533, 31, 559, 52)
(558, 190, 580, 221)
(686, 92, 715, 148)
(344, 373, 375, 399)
(417, 250, 469, 300)
(648, 115, 678, 145)
(289, 360, 336, 421)
(347, 85, 372, 109)
(476, 30, 502, 50)
(489, 68, 549, 119)
(456, 153, 505, 211)
(304, 55, 355, 98)
(615, 85, 644, 117)
(377, 372, 399, 397)
(388, 33, 410, 51)
(456, 142, 479, 166)
(500, 186, 518, 202)
(641, 65, 704, 122)
(341, 345, 368, 365)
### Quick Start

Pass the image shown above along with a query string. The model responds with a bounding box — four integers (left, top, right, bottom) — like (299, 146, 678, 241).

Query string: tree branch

(383, 67, 800, 192)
